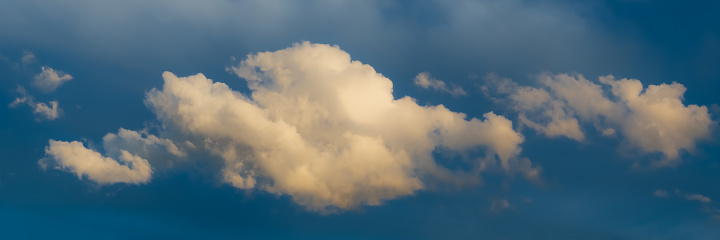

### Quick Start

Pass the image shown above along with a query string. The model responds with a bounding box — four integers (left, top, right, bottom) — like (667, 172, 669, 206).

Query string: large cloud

(485, 73, 715, 166)
(143, 42, 536, 210)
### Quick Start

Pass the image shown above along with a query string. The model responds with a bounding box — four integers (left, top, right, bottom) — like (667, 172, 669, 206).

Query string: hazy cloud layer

(33, 66, 73, 93)
(485, 73, 715, 166)
(140, 42, 537, 210)
(0, 0, 636, 82)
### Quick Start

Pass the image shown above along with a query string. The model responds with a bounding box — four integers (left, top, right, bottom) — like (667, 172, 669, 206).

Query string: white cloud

(414, 72, 466, 97)
(485, 73, 715, 166)
(654, 189, 668, 197)
(141, 42, 537, 211)
(42, 140, 152, 185)
(33, 66, 73, 93)
(8, 86, 61, 121)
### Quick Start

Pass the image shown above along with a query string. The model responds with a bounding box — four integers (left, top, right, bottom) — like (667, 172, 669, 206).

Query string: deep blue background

(1, 0, 719, 239)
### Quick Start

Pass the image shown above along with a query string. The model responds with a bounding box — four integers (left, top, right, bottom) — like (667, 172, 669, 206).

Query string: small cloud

(42, 140, 152, 185)
(21, 51, 35, 67)
(673, 189, 720, 221)
(33, 101, 60, 121)
(414, 72, 466, 97)
(8, 86, 62, 121)
(33, 66, 73, 93)
(668, 188, 712, 203)
(654, 189, 668, 197)
(686, 193, 712, 203)
(602, 128, 616, 136)
(8, 88, 30, 108)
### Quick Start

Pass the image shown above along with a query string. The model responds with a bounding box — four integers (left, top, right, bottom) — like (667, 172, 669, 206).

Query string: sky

(1, 0, 719, 239)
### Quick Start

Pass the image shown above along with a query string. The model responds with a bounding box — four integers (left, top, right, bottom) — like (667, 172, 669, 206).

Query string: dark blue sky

(1, 0, 719, 239)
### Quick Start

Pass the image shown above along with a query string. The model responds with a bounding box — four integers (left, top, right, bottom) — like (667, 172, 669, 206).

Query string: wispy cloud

(491, 199, 510, 211)
(21, 50, 35, 67)
(686, 193, 712, 203)
(654, 189, 668, 197)
(8, 86, 61, 121)
(414, 72, 466, 97)
(655, 188, 717, 220)
(655, 188, 712, 203)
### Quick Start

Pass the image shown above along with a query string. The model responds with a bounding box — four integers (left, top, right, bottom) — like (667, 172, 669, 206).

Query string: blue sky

(1, 0, 719, 239)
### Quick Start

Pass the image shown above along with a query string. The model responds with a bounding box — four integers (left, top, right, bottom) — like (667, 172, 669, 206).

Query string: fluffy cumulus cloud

(42, 140, 152, 185)
(41, 129, 187, 185)
(414, 72, 466, 97)
(142, 42, 537, 210)
(37, 42, 536, 210)
(484, 73, 715, 166)
(33, 66, 73, 93)
(8, 86, 61, 121)
(32, 101, 59, 120)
